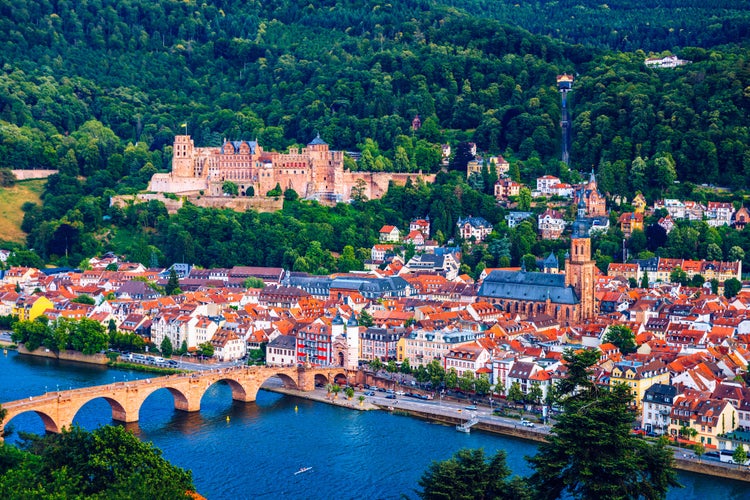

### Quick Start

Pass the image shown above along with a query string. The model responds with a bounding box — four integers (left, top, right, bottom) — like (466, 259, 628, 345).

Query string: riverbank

(266, 384, 750, 484)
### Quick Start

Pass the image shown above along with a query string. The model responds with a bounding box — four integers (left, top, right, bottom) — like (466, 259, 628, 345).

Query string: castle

(149, 135, 435, 204)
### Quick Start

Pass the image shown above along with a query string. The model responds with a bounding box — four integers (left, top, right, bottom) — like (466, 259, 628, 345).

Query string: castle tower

(565, 212, 596, 322)
(345, 314, 359, 370)
(172, 135, 195, 178)
(557, 74, 574, 166)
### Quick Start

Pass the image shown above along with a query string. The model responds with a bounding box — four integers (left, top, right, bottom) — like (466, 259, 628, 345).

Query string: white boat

(294, 467, 313, 475)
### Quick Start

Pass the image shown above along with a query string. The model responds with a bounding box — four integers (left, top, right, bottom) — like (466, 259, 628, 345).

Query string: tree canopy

(418, 449, 529, 500)
(526, 349, 679, 499)
(0, 425, 195, 498)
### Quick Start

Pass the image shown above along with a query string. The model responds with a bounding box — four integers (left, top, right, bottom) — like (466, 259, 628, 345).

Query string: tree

(165, 268, 181, 296)
(474, 374, 490, 395)
(445, 368, 458, 389)
(197, 342, 214, 358)
(266, 183, 282, 197)
(728, 245, 745, 263)
(283, 188, 298, 201)
(417, 449, 529, 500)
(527, 382, 544, 406)
(732, 444, 747, 466)
(386, 360, 398, 373)
(426, 359, 445, 388)
(640, 271, 650, 288)
(358, 309, 374, 327)
(0, 425, 194, 498)
(160, 337, 173, 358)
(507, 381, 524, 407)
(527, 349, 679, 500)
(244, 277, 265, 289)
(345, 386, 355, 399)
(71, 294, 95, 305)
(604, 324, 637, 355)
(724, 277, 742, 299)
(711, 278, 720, 295)
(369, 358, 383, 371)
(222, 181, 238, 196)
(400, 358, 412, 374)
(518, 187, 532, 211)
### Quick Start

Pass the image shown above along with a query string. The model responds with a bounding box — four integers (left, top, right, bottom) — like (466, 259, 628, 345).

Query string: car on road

(385, 394, 397, 399)
(704, 451, 720, 460)
(520, 419, 535, 427)
(395, 390, 405, 396)
(364, 391, 375, 396)
(377, 387, 387, 392)
(464, 405, 477, 410)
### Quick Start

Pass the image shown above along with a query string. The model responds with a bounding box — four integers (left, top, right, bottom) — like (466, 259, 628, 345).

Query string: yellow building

(669, 395, 738, 448)
(610, 359, 670, 410)
(12, 295, 54, 322)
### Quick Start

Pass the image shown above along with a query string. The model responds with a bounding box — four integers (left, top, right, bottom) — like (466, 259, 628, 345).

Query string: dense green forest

(453, 0, 750, 52)
(1, 0, 750, 272)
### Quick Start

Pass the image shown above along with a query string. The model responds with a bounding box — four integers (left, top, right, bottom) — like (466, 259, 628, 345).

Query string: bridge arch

(68, 396, 129, 427)
(3, 409, 60, 438)
(314, 373, 330, 387)
(243, 370, 300, 402)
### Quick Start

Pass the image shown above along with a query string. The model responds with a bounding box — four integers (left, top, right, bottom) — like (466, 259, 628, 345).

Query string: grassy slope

(0, 180, 45, 244)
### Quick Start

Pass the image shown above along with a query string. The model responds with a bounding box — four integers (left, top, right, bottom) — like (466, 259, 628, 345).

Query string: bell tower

(565, 214, 596, 322)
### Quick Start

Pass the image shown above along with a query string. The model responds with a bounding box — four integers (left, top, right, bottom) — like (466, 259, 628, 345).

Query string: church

(477, 208, 596, 325)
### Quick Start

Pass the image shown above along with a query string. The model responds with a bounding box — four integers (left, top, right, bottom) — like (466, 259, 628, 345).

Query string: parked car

(364, 391, 375, 396)
(395, 390, 405, 396)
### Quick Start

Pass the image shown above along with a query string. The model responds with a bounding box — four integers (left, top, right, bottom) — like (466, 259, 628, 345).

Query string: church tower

(172, 135, 195, 178)
(565, 213, 596, 322)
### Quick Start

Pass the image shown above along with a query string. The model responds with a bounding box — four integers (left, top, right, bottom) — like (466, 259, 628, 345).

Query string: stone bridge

(0, 365, 351, 441)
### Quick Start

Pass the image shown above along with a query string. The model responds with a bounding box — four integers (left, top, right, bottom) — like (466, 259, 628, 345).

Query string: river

(1, 350, 748, 499)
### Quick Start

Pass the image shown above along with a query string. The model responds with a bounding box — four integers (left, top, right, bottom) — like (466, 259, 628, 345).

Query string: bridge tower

(345, 314, 359, 371)
(557, 74, 574, 166)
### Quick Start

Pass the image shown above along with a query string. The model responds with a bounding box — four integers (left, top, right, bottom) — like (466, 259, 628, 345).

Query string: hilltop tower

(557, 74, 574, 166)
(172, 135, 195, 177)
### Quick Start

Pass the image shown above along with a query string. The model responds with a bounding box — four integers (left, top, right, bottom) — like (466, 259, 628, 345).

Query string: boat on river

(294, 467, 313, 475)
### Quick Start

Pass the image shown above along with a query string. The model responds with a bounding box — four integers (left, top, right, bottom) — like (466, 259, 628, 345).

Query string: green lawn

(0, 179, 45, 244)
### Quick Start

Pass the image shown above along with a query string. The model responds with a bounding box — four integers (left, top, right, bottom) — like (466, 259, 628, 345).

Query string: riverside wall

(16, 346, 109, 365)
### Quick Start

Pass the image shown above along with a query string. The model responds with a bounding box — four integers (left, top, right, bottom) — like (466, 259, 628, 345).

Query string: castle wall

(111, 192, 282, 215)
(342, 172, 437, 200)
(148, 173, 208, 194)
(12, 169, 59, 180)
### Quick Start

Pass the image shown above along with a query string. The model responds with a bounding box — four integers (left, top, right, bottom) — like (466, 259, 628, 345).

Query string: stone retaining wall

(11, 169, 58, 180)
(17, 345, 109, 365)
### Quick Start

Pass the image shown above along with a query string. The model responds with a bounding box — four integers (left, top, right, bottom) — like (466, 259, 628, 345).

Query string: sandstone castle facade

(149, 135, 435, 203)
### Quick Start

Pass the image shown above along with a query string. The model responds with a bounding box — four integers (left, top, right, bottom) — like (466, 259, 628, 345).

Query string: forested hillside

(453, 0, 750, 52)
(0, 0, 749, 270)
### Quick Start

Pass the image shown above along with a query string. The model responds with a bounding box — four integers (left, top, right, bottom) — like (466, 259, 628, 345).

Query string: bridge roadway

(0, 364, 349, 441)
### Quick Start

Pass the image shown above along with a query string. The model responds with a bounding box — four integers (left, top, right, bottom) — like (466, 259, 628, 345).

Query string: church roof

(478, 270, 579, 304)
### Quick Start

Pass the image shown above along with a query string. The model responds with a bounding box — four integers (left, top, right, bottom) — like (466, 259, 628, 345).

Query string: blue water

(1, 350, 749, 499)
